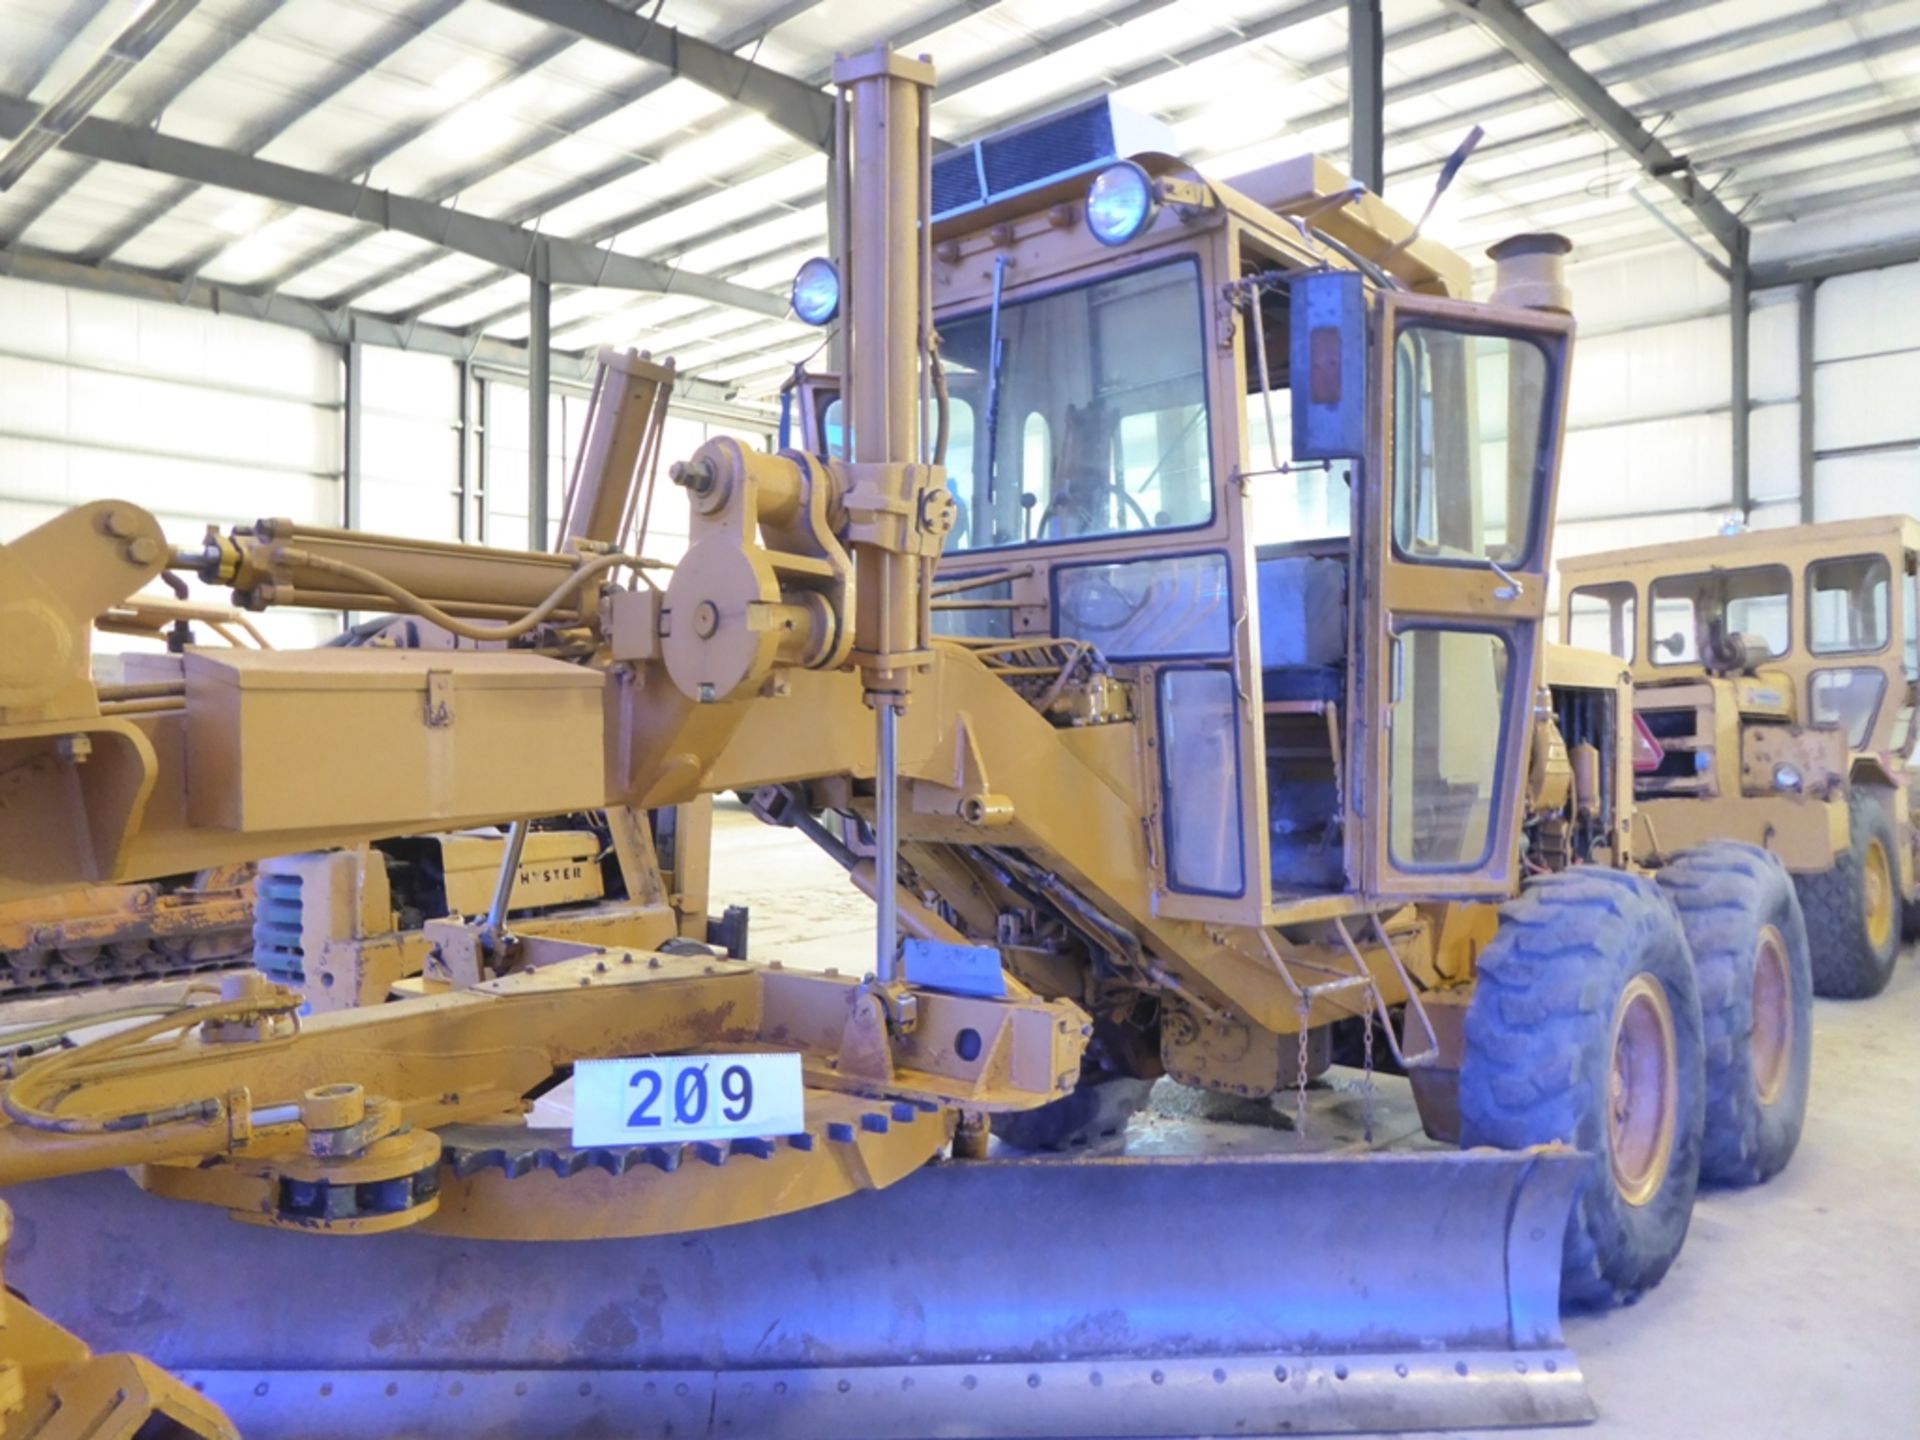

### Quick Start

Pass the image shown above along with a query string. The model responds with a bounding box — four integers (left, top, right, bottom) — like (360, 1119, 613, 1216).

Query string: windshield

(936, 257, 1213, 552)
(1650, 565, 1791, 666)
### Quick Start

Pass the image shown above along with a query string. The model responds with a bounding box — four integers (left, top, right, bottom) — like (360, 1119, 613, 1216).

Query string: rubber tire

(1460, 869, 1706, 1311)
(1793, 790, 1901, 1000)
(991, 1076, 1153, 1152)
(1656, 843, 1814, 1187)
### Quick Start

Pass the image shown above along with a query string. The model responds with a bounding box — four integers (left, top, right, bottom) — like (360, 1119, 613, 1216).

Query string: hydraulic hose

(2, 991, 302, 1136)
(930, 335, 950, 468)
(276, 547, 655, 643)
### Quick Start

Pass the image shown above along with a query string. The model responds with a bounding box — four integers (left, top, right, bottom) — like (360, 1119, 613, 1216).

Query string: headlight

(790, 257, 840, 326)
(1086, 161, 1158, 247)
(1773, 762, 1803, 792)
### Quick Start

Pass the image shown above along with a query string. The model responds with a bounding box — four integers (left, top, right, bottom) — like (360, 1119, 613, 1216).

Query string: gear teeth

(435, 1094, 940, 1180)
(543, 1148, 594, 1179)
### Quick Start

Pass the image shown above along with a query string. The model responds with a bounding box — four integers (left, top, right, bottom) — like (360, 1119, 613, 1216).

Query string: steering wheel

(1057, 571, 1154, 633)
(1037, 476, 1153, 540)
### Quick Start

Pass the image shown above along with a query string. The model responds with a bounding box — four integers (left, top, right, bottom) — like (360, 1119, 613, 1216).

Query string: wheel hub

(1864, 836, 1895, 953)
(1607, 973, 1678, 1208)
(1750, 924, 1792, 1106)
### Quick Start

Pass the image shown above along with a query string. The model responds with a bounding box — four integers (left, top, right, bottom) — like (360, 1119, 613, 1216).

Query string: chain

(1360, 982, 1377, 1146)
(1293, 1000, 1310, 1148)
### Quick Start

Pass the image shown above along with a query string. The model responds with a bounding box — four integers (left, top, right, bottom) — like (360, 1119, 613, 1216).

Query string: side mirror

(1657, 631, 1687, 656)
(1291, 270, 1368, 461)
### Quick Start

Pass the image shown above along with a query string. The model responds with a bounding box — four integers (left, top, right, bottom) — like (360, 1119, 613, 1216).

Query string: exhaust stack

(1488, 232, 1573, 314)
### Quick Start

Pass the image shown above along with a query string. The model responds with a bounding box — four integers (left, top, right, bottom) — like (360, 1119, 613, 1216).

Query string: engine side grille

(252, 870, 306, 982)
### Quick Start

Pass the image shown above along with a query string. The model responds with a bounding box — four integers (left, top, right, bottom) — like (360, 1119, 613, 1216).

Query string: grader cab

(762, 100, 1583, 1130)
(0, 46, 1813, 1440)
(1561, 514, 1919, 997)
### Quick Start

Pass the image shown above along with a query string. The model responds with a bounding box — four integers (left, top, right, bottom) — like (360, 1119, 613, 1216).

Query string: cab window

(939, 258, 1212, 552)
(1907, 553, 1919, 685)
(1650, 565, 1790, 666)
(1900, 552, 1920, 752)
(1811, 669, 1886, 748)
(1807, 554, 1890, 655)
(1391, 327, 1550, 568)
(1566, 581, 1636, 661)
(1239, 263, 1353, 545)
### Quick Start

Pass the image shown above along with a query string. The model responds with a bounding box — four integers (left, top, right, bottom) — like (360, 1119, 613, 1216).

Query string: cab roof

(1559, 514, 1920, 582)
(927, 96, 1470, 299)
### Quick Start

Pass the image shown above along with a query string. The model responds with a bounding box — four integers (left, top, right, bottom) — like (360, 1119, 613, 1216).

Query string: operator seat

(1255, 548, 1348, 892)
(1256, 551, 1347, 697)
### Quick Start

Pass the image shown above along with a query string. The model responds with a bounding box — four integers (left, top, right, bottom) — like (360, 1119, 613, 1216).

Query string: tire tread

(1460, 868, 1705, 1310)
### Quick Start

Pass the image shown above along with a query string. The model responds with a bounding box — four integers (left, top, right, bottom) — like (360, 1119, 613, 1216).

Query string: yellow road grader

(1563, 515, 1920, 998)
(0, 47, 1813, 1439)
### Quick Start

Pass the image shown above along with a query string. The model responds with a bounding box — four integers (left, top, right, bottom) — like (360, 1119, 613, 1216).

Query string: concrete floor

(709, 800, 1920, 1440)
(1550, 952, 1920, 1440)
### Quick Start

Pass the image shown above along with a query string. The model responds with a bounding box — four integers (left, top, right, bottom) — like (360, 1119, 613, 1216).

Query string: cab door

(1352, 292, 1574, 900)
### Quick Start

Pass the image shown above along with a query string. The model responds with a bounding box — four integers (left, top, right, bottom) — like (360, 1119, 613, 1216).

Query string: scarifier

(0, 45, 1813, 1439)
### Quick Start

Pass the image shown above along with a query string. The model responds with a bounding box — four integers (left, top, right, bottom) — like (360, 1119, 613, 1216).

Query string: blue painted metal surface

(1291, 269, 1369, 462)
(901, 937, 1007, 997)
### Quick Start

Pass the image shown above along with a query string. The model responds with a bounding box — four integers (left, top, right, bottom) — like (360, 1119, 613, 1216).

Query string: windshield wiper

(982, 254, 1009, 522)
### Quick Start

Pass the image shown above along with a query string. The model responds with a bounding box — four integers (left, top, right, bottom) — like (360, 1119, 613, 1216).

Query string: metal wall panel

(1813, 451, 1920, 521)
(0, 272, 342, 646)
(357, 346, 461, 540)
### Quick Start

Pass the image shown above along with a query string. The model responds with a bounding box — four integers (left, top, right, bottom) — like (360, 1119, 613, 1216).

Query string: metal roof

(3, 0, 1917, 404)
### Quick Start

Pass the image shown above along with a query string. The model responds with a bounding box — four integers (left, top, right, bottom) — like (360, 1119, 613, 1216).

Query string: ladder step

(1302, 974, 1372, 999)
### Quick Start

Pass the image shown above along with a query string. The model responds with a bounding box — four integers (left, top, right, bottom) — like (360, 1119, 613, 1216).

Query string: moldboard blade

(3, 1146, 1595, 1436)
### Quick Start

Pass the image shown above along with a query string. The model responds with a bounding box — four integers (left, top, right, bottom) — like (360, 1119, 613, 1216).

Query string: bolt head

(670, 459, 715, 495)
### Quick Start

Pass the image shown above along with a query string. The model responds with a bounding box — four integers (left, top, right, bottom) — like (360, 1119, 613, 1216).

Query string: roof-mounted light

(790, 257, 840, 326)
(1085, 161, 1158, 247)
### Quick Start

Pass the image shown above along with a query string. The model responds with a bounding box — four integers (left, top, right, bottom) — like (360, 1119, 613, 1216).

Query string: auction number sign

(571, 1053, 804, 1147)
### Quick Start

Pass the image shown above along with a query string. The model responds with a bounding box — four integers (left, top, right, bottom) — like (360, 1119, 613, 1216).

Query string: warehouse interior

(1, 2, 1918, 1438)
(5, 1, 1920, 586)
